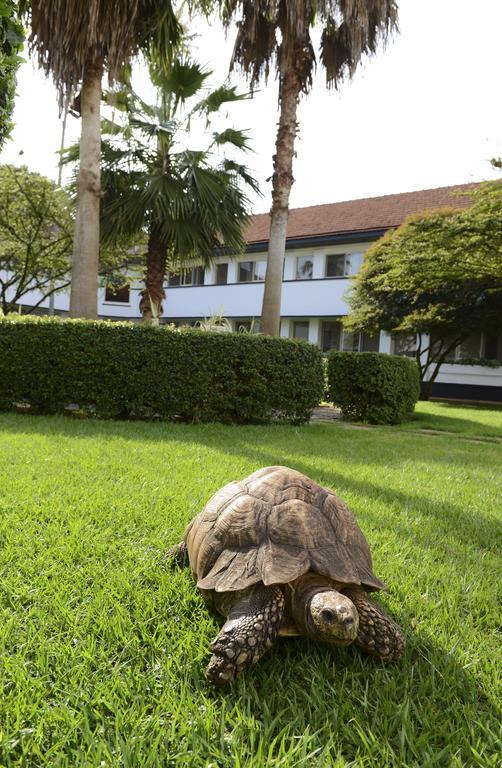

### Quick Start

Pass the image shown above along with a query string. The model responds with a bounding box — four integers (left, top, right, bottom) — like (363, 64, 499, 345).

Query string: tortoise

(171, 466, 405, 685)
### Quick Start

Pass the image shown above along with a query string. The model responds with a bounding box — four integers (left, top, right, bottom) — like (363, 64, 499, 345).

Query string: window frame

(296, 255, 314, 280)
(215, 263, 228, 285)
(103, 283, 131, 305)
(292, 320, 310, 341)
(168, 266, 205, 287)
(237, 259, 267, 283)
(321, 320, 342, 352)
(325, 253, 352, 278)
(392, 333, 418, 358)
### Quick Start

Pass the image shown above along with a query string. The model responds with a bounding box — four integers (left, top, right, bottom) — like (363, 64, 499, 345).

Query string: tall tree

(222, 1, 398, 336)
(93, 62, 258, 322)
(19, 0, 181, 319)
(344, 181, 502, 398)
(0, 164, 73, 313)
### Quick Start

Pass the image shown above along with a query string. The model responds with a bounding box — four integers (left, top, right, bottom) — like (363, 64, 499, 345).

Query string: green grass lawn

(0, 402, 500, 767)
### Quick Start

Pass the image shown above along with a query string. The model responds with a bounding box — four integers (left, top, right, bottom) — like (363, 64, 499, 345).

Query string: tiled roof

(245, 183, 478, 244)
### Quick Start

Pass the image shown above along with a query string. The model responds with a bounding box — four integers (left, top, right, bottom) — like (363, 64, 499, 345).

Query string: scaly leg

(206, 584, 285, 686)
(343, 588, 405, 662)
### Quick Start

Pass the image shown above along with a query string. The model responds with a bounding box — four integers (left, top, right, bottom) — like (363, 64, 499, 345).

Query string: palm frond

(152, 59, 211, 102)
(197, 84, 250, 113)
(21, 0, 181, 106)
(101, 117, 123, 137)
(212, 128, 252, 151)
(138, 0, 182, 74)
(60, 49, 260, 265)
(223, 1, 398, 92)
(221, 159, 262, 196)
(130, 117, 177, 138)
(103, 88, 133, 113)
(320, 1, 398, 88)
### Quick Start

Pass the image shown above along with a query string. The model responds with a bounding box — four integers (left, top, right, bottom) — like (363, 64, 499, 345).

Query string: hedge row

(327, 350, 420, 424)
(0, 316, 325, 424)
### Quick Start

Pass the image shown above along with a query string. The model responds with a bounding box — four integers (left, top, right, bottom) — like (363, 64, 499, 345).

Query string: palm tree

(98, 61, 259, 321)
(222, 1, 398, 336)
(20, 0, 181, 319)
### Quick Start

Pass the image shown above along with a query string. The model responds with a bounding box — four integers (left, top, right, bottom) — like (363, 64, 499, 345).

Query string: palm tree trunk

(69, 57, 102, 319)
(139, 225, 168, 324)
(261, 67, 302, 337)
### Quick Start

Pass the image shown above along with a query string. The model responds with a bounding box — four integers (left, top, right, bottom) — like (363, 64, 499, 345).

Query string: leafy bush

(0, 316, 324, 423)
(327, 351, 420, 424)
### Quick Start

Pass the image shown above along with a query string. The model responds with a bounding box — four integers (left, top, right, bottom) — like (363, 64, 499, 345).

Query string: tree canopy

(0, 164, 73, 313)
(345, 181, 502, 392)
(0, 1, 24, 148)
(19, 0, 181, 107)
(223, 0, 398, 92)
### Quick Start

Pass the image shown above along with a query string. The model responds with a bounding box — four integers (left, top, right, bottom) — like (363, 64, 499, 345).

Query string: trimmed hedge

(327, 351, 420, 424)
(0, 316, 324, 424)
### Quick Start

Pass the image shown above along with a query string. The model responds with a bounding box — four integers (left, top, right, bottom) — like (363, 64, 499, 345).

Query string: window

(443, 331, 501, 363)
(104, 284, 130, 303)
(293, 321, 309, 341)
(341, 331, 360, 352)
(253, 260, 267, 281)
(216, 263, 228, 284)
(457, 332, 482, 359)
(169, 267, 205, 286)
(238, 260, 267, 282)
(238, 261, 253, 282)
(321, 321, 342, 352)
(392, 333, 417, 357)
(296, 256, 313, 279)
(361, 332, 380, 352)
(484, 332, 501, 361)
(326, 253, 352, 277)
(322, 324, 379, 353)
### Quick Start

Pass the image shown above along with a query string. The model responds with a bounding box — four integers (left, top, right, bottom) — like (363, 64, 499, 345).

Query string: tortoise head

(291, 574, 359, 645)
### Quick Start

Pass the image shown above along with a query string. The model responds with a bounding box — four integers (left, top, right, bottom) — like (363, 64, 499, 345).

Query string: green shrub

(327, 351, 420, 424)
(0, 316, 324, 424)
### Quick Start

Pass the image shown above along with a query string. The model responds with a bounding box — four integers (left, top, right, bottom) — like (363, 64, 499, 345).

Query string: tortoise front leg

(343, 588, 405, 662)
(206, 584, 285, 686)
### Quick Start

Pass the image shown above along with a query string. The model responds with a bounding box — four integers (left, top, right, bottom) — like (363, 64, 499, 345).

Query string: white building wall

(161, 244, 368, 320)
(432, 365, 501, 388)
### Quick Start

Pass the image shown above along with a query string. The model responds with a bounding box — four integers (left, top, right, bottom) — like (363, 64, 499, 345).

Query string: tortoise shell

(184, 466, 386, 594)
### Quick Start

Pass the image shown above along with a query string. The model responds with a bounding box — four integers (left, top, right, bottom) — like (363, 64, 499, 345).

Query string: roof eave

(244, 227, 390, 253)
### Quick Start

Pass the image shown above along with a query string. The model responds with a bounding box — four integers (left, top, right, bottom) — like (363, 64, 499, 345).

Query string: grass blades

(0, 401, 500, 766)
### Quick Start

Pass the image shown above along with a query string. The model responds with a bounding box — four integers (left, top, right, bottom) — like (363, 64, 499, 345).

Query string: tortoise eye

(321, 608, 336, 623)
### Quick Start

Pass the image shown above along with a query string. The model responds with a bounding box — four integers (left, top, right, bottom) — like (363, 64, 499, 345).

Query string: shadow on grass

(404, 409, 502, 438)
(1, 413, 499, 553)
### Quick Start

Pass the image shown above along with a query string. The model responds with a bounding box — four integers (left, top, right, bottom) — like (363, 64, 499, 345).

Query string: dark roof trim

(245, 228, 389, 253)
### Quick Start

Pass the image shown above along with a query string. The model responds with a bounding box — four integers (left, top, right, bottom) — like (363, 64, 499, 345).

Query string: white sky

(1, 0, 501, 214)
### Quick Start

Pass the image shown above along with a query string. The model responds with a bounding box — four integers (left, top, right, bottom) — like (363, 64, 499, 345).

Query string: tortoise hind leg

(206, 584, 285, 686)
(343, 588, 405, 662)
